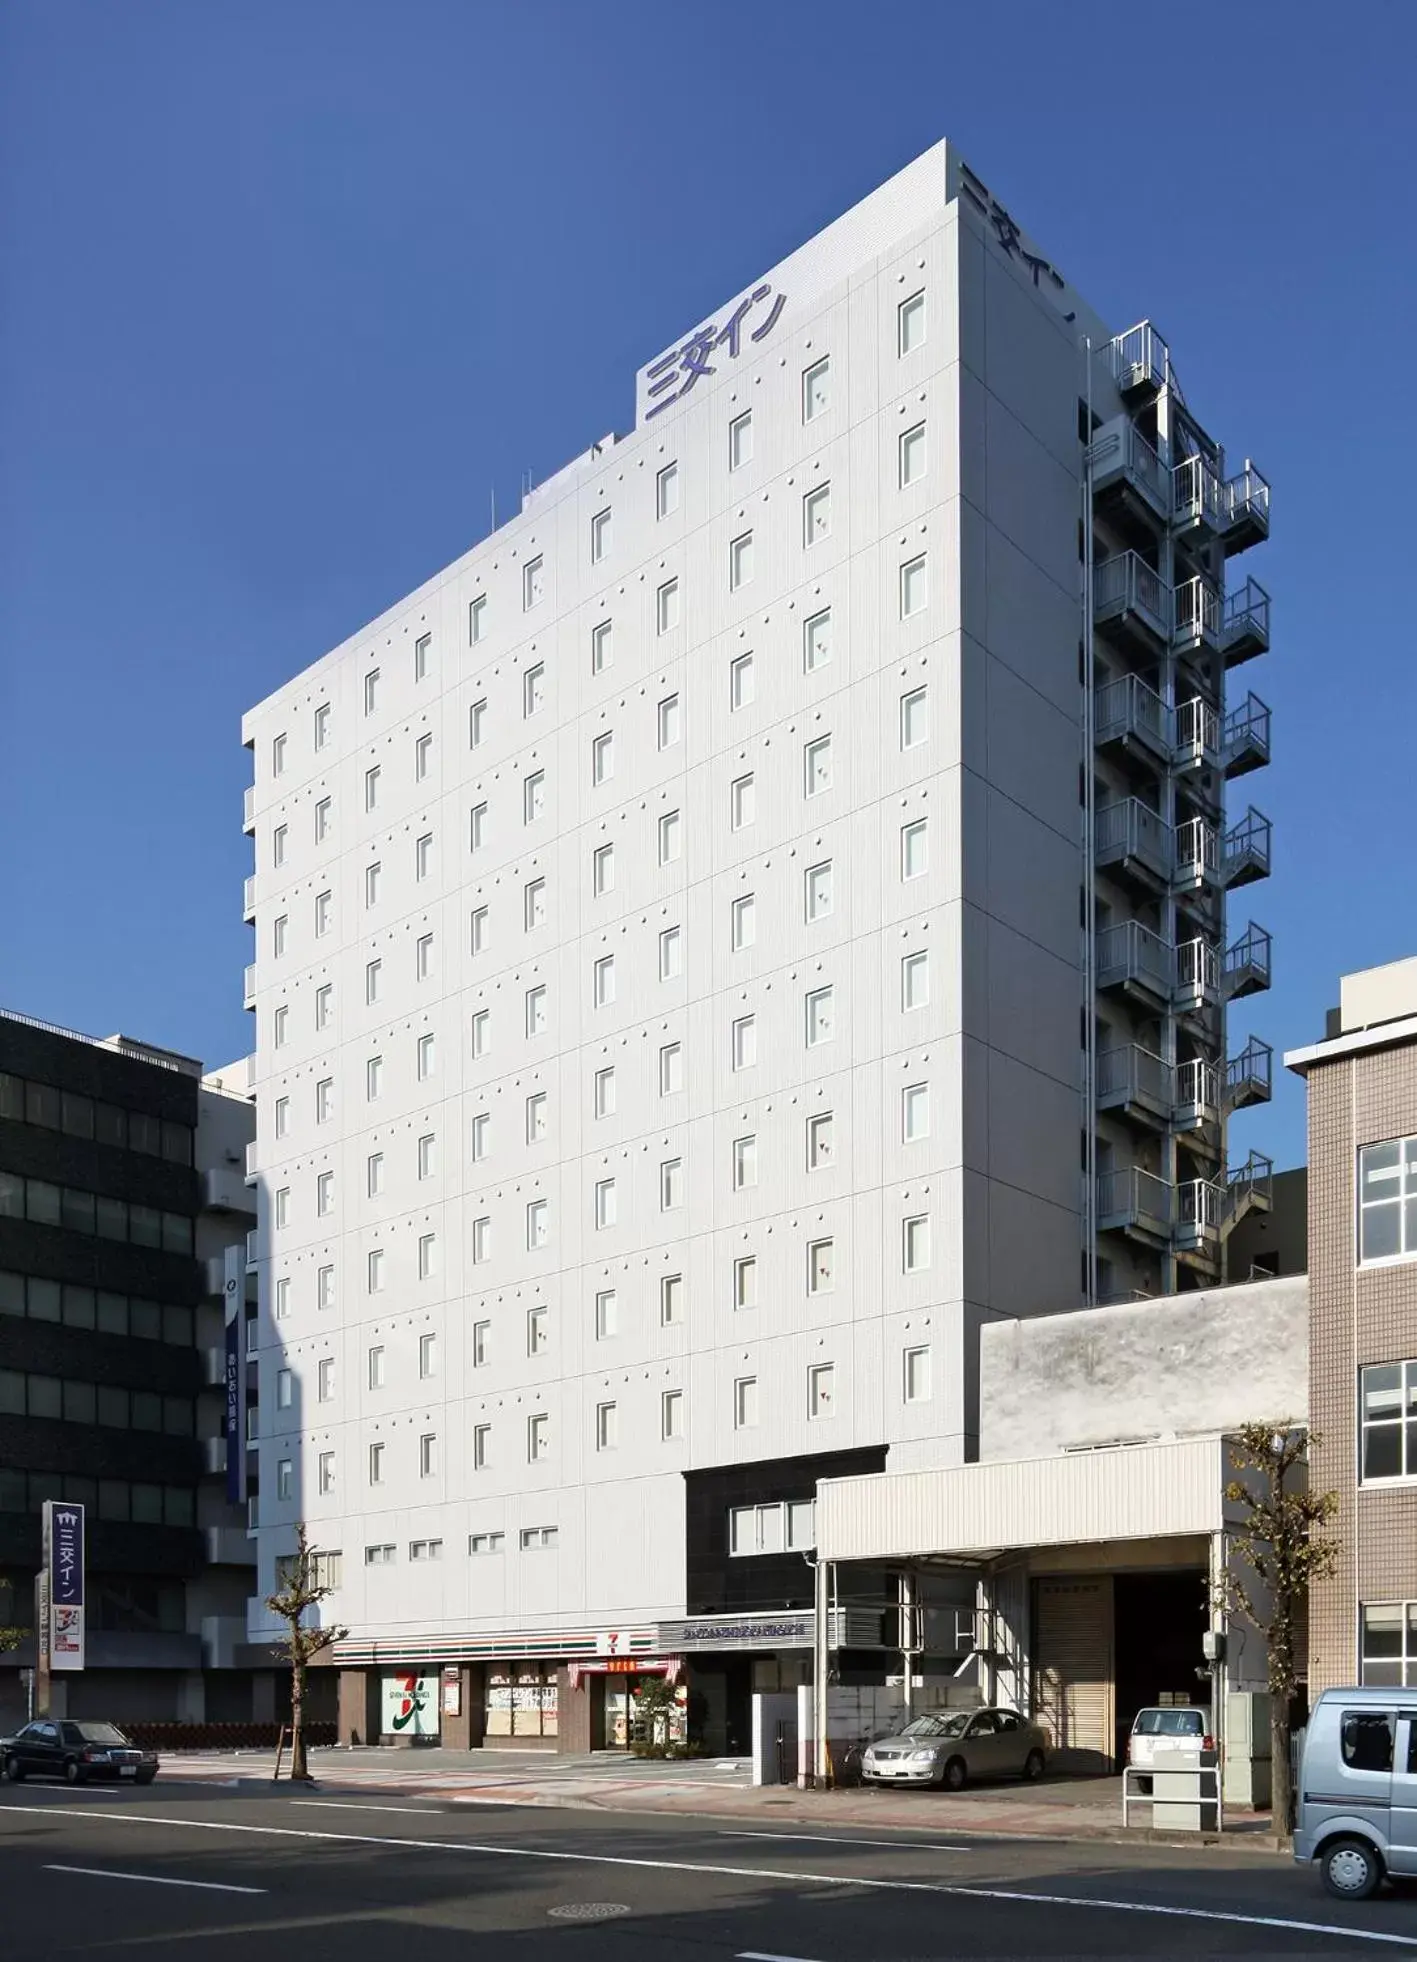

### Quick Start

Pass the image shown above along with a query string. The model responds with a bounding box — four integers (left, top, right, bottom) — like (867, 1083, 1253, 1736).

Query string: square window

(414, 633, 431, 680)
(528, 1308, 548, 1358)
(898, 290, 926, 354)
(523, 556, 544, 609)
(527, 1198, 549, 1249)
(804, 734, 833, 796)
(471, 1111, 490, 1161)
(367, 1150, 384, 1196)
(734, 1375, 758, 1427)
(276, 1366, 292, 1408)
(469, 698, 487, 747)
(808, 1237, 834, 1294)
(272, 822, 287, 868)
(596, 1401, 618, 1451)
(274, 1096, 289, 1138)
(729, 652, 755, 710)
(415, 731, 432, 780)
(903, 1082, 930, 1142)
(415, 833, 432, 881)
(657, 577, 680, 634)
(528, 1413, 549, 1462)
(417, 1032, 435, 1079)
(901, 686, 928, 749)
(730, 531, 753, 590)
(595, 1178, 617, 1230)
(316, 1170, 333, 1216)
(472, 1319, 490, 1363)
(901, 554, 928, 618)
(317, 1356, 335, 1402)
(731, 893, 756, 950)
(471, 1009, 490, 1057)
(808, 1362, 835, 1418)
(591, 618, 613, 673)
(472, 1424, 490, 1470)
(661, 1389, 683, 1439)
(365, 959, 381, 1005)
(416, 932, 433, 980)
(526, 985, 547, 1036)
(661, 1157, 683, 1210)
(315, 983, 332, 1029)
(657, 692, 681, 748)
(730, 774, 755, 830)
(899, 421, 927, 488)
(592, 730, 614, 784)
(272, 733, 287, 777)
(902, 951, 929, 1010)
(469, 594, 487, 643)
(589, 842, 615, 897)
(659, 1042, 683, 1096)
(805, 985, 834, 1046)
(277, 1457, 294, 1499)
(417, 1131, 436, 1179)
(659, 926, 682, 980)
(526, 1092, 548, 1141)
(803, 356, 830, 421)
(660, 1273, 683, 1324)
(732, 1014, 756, 1071)
(805, 860, 833, 921)
(659, 809, 682, 864)
(804, 607, 831, 672)
(418, 1231, 438, 1278)
(419, 1432, 438, 1476)
(904, 1346, 931, 1402)
(590, 508, 611, 563)
(470, 905, 489, 955)
(364, 668, 380, 713)
(368, 1345, 385, 1388)
(595, 1288, 618, 1340)
(317, 1451, 335, 1495)
(729, 409, 753, 469)
(367, 1248, 384, 1293)
(524, 662, 545, 716)
(315, 797, 331, 842)
(594, 954, 616, 1007)
(366, 1054, 383, 1100)
(470, 802, 488, 852)
(365, 765, 381, 811)
(807, 1111, 834, 1170)
(656, 461, 679, 517)
(366, 1443, 383, 1486)
(273, 912, 288, 957)
(524, 770, 545, 823)
(365, 861, 381, 907)
(732, 1134, 757, 1189)
(902, 818, 928, 880)
(525, 877, 547, 931)
(803, 483, 831, 544)
(274, 1276, 290, 1319)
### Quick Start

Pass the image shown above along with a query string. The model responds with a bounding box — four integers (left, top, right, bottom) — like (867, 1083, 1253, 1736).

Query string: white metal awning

(818, 1435, 1229, 1564)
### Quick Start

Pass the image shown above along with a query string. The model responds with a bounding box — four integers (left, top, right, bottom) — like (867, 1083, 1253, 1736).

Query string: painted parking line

(44, 1863, 266, 1896)
(17, 1808, 1417, 1950)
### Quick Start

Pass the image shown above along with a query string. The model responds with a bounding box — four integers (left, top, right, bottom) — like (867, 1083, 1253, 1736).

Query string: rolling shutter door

(1034, 1575, 1115, 1771)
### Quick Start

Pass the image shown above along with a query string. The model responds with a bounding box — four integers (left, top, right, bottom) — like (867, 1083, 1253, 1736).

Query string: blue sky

(1, 0, 1414, 1168)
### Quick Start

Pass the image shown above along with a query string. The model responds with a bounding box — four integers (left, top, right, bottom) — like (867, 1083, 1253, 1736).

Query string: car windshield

(1132, 1708, 1203, 1736)
(74, 1723, 131, 1746)
(900, 1713, 969, 1739)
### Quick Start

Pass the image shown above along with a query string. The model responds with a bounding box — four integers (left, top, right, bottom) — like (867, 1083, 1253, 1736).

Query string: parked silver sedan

(861, 1707, 1048, 1790)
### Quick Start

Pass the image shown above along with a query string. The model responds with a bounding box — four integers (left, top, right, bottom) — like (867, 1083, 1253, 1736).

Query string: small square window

(902, 950, 929, 1010)
(804, 735, 833, 797)
(523, 556, 544, 610)
(808, 1362, 835, 1418)
(732, 893, 756, 949)
(525, 877, 547, 931)
(594, 954, 616, 1007)
(469, 698, 487, 747)
(416, 932, 433, 980)
(415, 833, 432, 881)
(590, 509, 611, 563)
(316, 1264, 334, 1311)
(366, 1055, 383, 1100)
(524, 770, 545, 823)
(528, 1414, 549, 1462)
(659, 809, 682, 864)
(805, 860, 833, 921)
(900, 421, 927, 488)
(803, 356, 830, 421)
(419, 1431, 438, 1477)
(526, 984, 547, 1036)
(730, 531, 754, 590)
(661, 1389, 683, 1439)
(366, 1150, 384, 1196)
(471, 1111, 490, 1161)
(596, 1401, 618, 1451)
(472, 1217, 491, 1263)
(418, 1131, 436, 1178)
(732, 1134, 757, 1190)
(594, 1067, 616, 1119)
(471, 1009, 490, 1057)
(472, 1319, 490, 1363)
(730, 774, 755, 830)
(417, 1032, 435, 1080)
(658, 692, 681, 749)
(657, 577, 680, 634)
(659, 1041, 683, 1095)
(274, 1095, 289, 1138)
(470, 905, 489, 955)
(591, 618, 613, 673)
(729, 409, 753, 470)
(593, 842, 615, 895)
(472, 1424, 490, 1470)
(804, 607, 831, 672)
(592, 730, 615, 784)
(317, 1356, 335, 1401)
(273, 913, 288, 957)
(364, 668, 380, 713)
(366, 1444, 383, 1486)
(904, 1345, 931, 1402)
(365, 765, 381, 812)
(901, 686, 928, 750)
(902, 818, 928, 880)
(660, 1273, 683, 1324)
(365, 958, 381, 1004)
(805, 984, 834, 1046)
(661, 1157, 684, 1210)
(901, 554, 928, 618)
(415, 731, 433, 780)
(272, 822, 287, 868)
(418, 1231, 438, 1278)
(414, 633, 431, 681)
(734, 1374, 758, 1427)
(527, 1091, 548, 1140)
(527, 1198, 549, 1249)
(656, 461, 679, 517)
(808, 1237, 834, 1294)
(314, 889, 333, 937)
(898, 289, 926, 355)
(524, 663, 545, 717)
(274, 1276, 290, 1319)
(730, 652, 755, 710)
(316, 1171, 334, 1217)
(732, 1014, 756, 1071)
(659, 926, 682, 980)
(803, 483, 831, 544)
(807, 1111, 834, 1170)
(314, 798, 331, 842)
(469, 594, 487, 644)
(368, 1345, 385, 1388)
(272, 733, 287, 777)
(318, 1452, 335, 1494)
(274, 1185, 290, 1228)
(595, 1288, 618, 1340)
(903, 1082, 930, 1142)
(367, 1248, 384, 1293)
(595, 1178, 617, 1230)
(364, 862, 381, 908)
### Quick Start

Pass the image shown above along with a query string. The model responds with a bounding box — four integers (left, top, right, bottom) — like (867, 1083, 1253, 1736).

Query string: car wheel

(943, 1756, 967, 1792)
(63, 1759, 85, 1787)
(1321, 1836, 1383, 1901)
(4, 1759, 23, 1784)
(1023, 1749, 1045, 1781)
(136, 1771, 156, 1786)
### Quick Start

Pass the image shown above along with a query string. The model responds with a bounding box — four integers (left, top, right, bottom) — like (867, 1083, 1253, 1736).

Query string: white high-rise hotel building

(241, 140, 1272, 1750)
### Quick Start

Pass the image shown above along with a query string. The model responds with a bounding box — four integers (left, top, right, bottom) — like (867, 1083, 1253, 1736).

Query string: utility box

(1223, 1690, 1272, 1808)
(1151, 1746, 1220, 1833)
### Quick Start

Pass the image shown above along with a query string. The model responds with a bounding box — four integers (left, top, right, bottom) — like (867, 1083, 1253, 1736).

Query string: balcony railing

(242, 875, 257, 921)
(245, 1228, 260, 1270)
(1176, 1177, 1224, 1246)
(1176, 936, 1220, 1009)
(245, 1139, 258, 1181)
(1173, 817, 1219, 891)
(242, 785, 256, 834)
(1108, 321, 1170, 398)
(1222, 577, 1271, 664)
(1172, 454, 1227, 536)
(1097, 921, 1173, 1003)
(1174, 1057, 1220, 1119)
(1173, 574, 1223, 653)
(1096, 673, 1170, 761)
(1098, 1166, 1174, 1238)
(1094, 551, 1171, 649)
(1220, 692, 1271, 777)
(1090, 418, 1170, 520)
(1226, 1149, 1274, 1223)
(1223, 921, 1273, 999)
(1221, 461, 1271, 552)
(1096, 797, 1171, 885)
(1097, 1043, 1171, 1122)
(243, 964, 257, 1010)
(1225, 1036, 1274, 1109)
(1174, 695, 1219, 770)
(1223, 807, 1272, 887)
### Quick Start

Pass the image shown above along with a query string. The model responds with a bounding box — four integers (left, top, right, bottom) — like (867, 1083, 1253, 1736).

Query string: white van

(1293, 1686, 1417, 1899)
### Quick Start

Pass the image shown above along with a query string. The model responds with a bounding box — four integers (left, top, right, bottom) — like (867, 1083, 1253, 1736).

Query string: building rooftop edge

(1285, 1011, 1417, 1075)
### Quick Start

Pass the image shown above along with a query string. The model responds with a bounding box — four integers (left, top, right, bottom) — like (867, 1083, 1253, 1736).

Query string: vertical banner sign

(224, 1244, 245, 1506)
(42, 1500, 85, 1672)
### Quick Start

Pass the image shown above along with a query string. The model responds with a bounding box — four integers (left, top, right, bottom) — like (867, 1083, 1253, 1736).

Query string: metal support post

(812, 1555, 830, 1788)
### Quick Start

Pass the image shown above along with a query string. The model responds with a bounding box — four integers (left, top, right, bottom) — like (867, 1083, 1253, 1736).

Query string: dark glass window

(131, 1392, 162, 1432)
(28, 1279, 60, 1323)
(1341, 1710, 1394, 1771)
(128, 1113, 161, 1156)
(163, 1397, 193, 1437)
(162, 1213, 194, 1255)
(94, 1195, 127, 1241)
(0, 1173, 21, 1217)
(98, 1480, 129, 1522)
(0, 1271, 24, 1315)
(63, 1381, 96, 1424)
(129, 1206, 161, 1250)
(0, 1371, 23, 1414)
(26, 1181, 61, 1226)
(62, 1287, 95, 1330)
(0, 1073, 22, 1119)
(0, 1468, 26, 1512)
(97, 1386, 128, 1428)
(130, 1300, 161, 1341)
(131, 1484, 163, 1525)
(163, 1304, 192, 1344)
(96, 1293, 127, 1335)
(60, 1187, 95, 1234)
(94, 1103, 125, 1147)
(161, 1122, 193, 1165)
(25, 1082, 61, 1129)
(28, 1376, 62, 1419)
(61, 1092, 94, 1139)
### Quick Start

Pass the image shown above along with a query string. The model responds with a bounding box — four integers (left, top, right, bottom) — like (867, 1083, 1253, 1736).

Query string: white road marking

(720, 1830, 970, 1853)
(291, 1801, 446, 1816)
(43, 1863, 266, 1896)
(16, 1808, 1417, 1949)
(738, 1951, 826, 1961)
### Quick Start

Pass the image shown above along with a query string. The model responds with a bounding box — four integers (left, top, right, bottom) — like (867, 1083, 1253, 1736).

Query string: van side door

(1335, 1706, 1395, 1849)
(1392, 1711, 1417, 1876)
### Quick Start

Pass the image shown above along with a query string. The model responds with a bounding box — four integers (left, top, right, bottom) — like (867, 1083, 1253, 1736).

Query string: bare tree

(264, 1523, 347, 1783)
(1219, 1423, 1340, 1842)
(0, 1578, 26, 1657)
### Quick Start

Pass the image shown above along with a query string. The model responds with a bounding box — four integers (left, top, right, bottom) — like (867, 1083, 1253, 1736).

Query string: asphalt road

(2, 1776, 1415, 1958)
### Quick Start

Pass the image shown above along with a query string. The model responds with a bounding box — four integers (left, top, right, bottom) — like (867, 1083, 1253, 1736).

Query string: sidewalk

(157, 1748, 1278, 1851)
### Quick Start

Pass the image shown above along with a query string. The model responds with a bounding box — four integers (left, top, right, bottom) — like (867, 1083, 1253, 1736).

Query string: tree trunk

(290, 1650, 309, 1783)
(1270, 1698, 1293, 1845)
